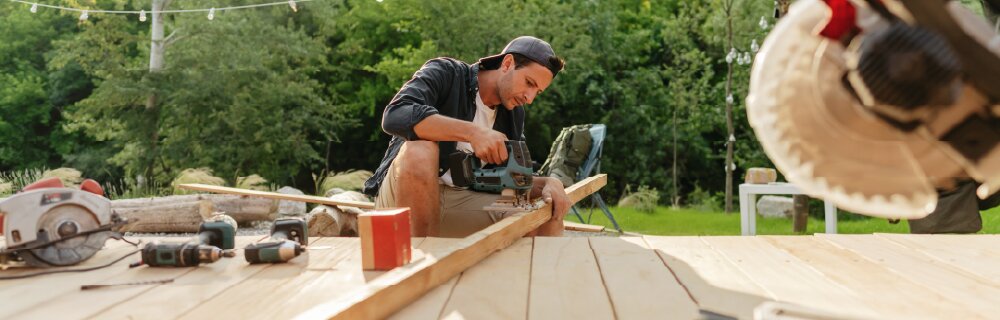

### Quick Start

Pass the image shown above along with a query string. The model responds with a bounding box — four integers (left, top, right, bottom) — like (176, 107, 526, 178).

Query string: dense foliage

(6, 0, 986, 205)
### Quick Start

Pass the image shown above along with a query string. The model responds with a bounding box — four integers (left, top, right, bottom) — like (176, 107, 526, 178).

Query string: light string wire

(6, 0, 312, 14)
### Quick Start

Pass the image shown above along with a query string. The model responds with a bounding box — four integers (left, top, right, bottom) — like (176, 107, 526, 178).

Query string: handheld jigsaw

(449, 140, 541, 212)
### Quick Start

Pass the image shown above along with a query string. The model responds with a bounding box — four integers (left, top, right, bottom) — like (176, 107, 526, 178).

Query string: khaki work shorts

(374, 158, 516, 238)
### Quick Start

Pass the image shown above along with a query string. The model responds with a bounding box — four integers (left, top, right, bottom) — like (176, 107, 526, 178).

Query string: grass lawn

(568, 205, 1000, 236)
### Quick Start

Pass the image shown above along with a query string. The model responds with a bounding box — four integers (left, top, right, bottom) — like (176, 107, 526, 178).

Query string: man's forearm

(412, 115, 482, 142)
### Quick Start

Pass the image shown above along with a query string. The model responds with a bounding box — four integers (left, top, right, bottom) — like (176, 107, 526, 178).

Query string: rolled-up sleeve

(381, 59, 453, 141)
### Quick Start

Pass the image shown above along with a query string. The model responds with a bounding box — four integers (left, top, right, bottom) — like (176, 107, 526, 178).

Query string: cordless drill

(244, 218, 308, 264)
(135, 221, 236, 267)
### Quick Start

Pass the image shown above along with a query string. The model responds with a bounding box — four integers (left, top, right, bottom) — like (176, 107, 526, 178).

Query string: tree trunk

(724, 1, 735, 213)
(144, 0, 169, 180)
(793, 195, 809, 233)
(672, 103, 679, 208)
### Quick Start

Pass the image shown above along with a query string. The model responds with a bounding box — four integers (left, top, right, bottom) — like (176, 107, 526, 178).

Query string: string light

(288, 0, 297, 12)
(750, 39, 759, 53)
(139, 9, 147, 21)
(207, 7, 215, 20)
(725, 48, 736, 64)
(79, 9, 88, 21)
(759, 16, 769, 30)
(29, 2, 36, 12)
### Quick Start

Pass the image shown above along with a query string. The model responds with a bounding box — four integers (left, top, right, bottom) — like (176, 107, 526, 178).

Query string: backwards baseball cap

(479, 36, 562, 77)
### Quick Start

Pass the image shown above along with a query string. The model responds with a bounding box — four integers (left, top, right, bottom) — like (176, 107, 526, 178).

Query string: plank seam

(586, 237, 619, 320)
(436, 271, 464, 319)
(525, 236, 535, 320)
(641, 236, 699, 306)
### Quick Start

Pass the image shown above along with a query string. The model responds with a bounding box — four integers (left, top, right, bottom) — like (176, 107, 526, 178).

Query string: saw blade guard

(1, 188, 114, 266)
(747, 0, 1000, 219)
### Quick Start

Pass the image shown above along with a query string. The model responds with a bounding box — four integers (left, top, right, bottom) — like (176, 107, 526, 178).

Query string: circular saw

(1, 178, 125, 267)
(747, 0, 1000, 219)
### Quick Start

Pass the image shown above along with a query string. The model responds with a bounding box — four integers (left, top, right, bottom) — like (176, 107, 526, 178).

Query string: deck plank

(438, 238, 533, 320)
(177, 237, 362, 319)
(390, 237, 463, 320)
(700, 236, 876, 318)
(527, 237, 615, 320)
(10, 237, 259, 320)
(644, 236, 771, 320)
(92, 237, 335, 319)
(876, 233, 1000, 285)
(590, 237, 699, 319)
(763, 235, 987, 319)
(818, 234, 1000, 318)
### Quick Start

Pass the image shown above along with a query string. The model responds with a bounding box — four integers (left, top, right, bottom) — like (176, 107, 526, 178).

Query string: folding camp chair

(569, 124, 622, 232)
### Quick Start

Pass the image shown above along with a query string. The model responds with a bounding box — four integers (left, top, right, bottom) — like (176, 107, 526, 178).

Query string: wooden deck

(2, 234, 999, 319)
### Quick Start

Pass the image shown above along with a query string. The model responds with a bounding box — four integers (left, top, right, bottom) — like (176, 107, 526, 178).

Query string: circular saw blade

(747, 0, 952, 219)
(20, 205, 110, 267)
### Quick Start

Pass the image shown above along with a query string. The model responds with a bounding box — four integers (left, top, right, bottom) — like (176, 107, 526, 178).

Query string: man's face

(497, 54, 554, 110)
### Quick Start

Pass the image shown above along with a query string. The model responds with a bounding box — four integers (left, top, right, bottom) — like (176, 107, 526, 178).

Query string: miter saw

(0, 177, 126, 267)
(449, 140, 542, 212)
(747, 0, 1000, 219)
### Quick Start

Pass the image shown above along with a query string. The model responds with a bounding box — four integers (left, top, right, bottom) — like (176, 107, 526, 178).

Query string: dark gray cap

(479, 36, 561, 77)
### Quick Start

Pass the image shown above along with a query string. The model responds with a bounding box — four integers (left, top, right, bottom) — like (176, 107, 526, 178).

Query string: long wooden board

(590, 237, 700, 319)
(563, 221, 605, 233)
(763, 236, 986, 319)
(528, 237, 615, 320)
(644, 236, 772, 320)
(439, 238, 533, 319)
(177, 184, 375, 209)
(295, 174, 607, 320)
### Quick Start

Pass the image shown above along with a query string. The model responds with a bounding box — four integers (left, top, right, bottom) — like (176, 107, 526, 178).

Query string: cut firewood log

(112, 194, 278, 226)
(306, 191, 370, 237)
(114, 199, 214, 233)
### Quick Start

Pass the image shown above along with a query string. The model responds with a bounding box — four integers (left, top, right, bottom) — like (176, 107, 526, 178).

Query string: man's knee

(396, 141, 439, 182)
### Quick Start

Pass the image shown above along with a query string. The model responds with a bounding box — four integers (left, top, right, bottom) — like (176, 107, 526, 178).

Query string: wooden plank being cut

(700, 236, 877, 318)
(563, 221, 605, 233)
(177, 183, 375, 209)
(93, 236, 330, 319)
(0, 239, 140, 318)
(295, 174, 607, 320)
(528, 237, 615, 320)
(819, 234, 1000, 318)
(763, 236, 987, 319)
(439, 238, 532, 320)
(589, 237, 700, 319)
(389, 238, 464, 320)
(876, 233, 1000, 285)
(178, 237, 365, 319)
(644, 236, 772, 320)
(9, 237, 256, 320)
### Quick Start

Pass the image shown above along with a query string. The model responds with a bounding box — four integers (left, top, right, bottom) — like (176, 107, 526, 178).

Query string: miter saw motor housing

(0, 177, 124, 267)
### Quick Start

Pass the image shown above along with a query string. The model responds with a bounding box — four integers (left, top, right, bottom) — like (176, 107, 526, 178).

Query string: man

(362, 36, 571, 237)
(908, 180, 1000, 234)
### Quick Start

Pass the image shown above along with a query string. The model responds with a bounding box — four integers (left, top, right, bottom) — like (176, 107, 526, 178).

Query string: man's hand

(539, 177, 570, 221)
(469, 126, 508, 164)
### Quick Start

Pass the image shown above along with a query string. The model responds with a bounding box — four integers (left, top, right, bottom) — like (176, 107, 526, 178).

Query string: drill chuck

(244, 240, 304, 264)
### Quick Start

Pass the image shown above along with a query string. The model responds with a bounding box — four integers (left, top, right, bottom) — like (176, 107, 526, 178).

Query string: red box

(359, 207, 412, 270)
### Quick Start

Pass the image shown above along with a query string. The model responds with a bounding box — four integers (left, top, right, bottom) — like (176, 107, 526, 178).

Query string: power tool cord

(0, 238, 142, 280)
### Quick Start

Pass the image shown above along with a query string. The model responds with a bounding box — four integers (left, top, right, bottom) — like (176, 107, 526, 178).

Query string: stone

(756, 195, 793, 218)
(277, 186, 306, 217)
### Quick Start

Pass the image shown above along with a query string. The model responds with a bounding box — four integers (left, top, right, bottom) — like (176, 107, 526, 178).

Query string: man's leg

(378, 141, 440, 237)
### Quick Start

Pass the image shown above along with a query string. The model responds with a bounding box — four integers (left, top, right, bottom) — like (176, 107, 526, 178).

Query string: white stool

(739, 183, 838, 236)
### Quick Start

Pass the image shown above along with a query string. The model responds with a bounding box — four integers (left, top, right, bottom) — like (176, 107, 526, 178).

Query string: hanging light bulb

(743, 52, 752, 64)
(288, 0, 298, 12)
(726, 48, 736, 64)
(30, 3, 38, 13)
(139, 9, 147, 22)
(759, 16, 769, 30)
(726, 94, 734, 105)
(207, 8, 215, 20)
(751, 39, 759, 53)
(79, 10, 88, 21)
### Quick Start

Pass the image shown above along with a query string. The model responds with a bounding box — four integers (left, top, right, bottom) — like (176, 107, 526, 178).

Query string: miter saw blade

(746, 0, 1000, 219)
(19, 205, 111, 267)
